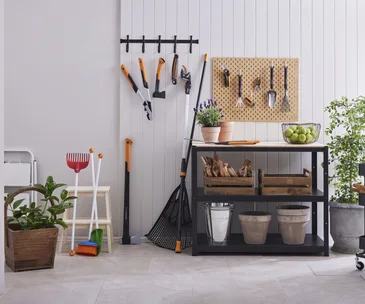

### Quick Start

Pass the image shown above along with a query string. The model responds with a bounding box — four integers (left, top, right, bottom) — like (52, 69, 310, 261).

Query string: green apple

(306, 134, 313, 143)
(284, 128, 294, 138)
(290, 133, 299, 143)
(298, 126, 306, 134)
(298, 134, 307, 143)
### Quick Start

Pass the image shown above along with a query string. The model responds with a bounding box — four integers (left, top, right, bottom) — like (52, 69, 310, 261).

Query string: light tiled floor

(2, 242, 365, 304)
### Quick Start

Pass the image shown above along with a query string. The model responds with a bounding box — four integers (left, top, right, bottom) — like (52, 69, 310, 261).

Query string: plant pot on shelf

(238, 211, 271, 244)
(201, 127, 221, 143)
(329, 201, 364, 254)
(277, 205, 310, 245)
(218, 121, 234, 142)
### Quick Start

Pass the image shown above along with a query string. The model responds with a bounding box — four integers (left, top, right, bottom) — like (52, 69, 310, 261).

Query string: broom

(145, 54, 209, 251)
(76, 149, 104, 256)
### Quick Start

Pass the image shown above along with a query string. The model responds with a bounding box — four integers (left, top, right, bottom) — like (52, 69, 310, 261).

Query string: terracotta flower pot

(218, 121, 234, 142)
(239, 211, 271, 244)
(201, 127, 221, 143)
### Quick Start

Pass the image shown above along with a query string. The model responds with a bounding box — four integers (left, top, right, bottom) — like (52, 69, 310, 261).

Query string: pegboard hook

(173, 35, 177, 53)
(126, 35, 129, 53)
(142, 35, 145, 53)
(158, 35, 161, 53)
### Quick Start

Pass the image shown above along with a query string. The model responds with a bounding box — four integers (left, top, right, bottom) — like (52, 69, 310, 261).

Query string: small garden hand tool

(76, 149, 103, 256)
(153, 57, 166, 99)
(138, 58, 153, 120)
(253, 77, 261, 92)
(222, 64, 230, 87)
(236, 70, 245, 108)
(171, 54, 179, 85)
(121, 64, 153, 121)
(281, 63, 290, 112)
(66, 152, 90, 256)
(267, 62, 277, 108)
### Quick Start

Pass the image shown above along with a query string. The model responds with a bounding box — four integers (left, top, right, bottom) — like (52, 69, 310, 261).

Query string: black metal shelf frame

(120, 35, 199, 53)
(191, 144, 329, 256)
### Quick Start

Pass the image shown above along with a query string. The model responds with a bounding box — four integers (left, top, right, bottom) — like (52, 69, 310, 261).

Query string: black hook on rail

(142, 35, 145, 53)
(158, 35, 161, 53)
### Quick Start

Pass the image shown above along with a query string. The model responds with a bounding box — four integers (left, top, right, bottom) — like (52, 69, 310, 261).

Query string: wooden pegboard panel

(212, 57, 299, 122)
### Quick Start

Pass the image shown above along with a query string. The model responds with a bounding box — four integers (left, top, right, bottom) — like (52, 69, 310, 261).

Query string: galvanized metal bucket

(204, 202, 234, 245)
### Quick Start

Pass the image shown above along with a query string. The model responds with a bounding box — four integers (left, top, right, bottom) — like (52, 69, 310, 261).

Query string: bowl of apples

(281, 123, 321, 144)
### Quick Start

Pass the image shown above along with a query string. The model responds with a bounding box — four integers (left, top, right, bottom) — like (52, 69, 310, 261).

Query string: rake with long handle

(66, 153, 90, 256)
(145, 54, 208, 252)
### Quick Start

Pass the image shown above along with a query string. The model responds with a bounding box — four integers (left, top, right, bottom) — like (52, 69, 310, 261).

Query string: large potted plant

(325, 96, 365, 253)
(4, 176, 75, 271)
(195, 98, 224, 143)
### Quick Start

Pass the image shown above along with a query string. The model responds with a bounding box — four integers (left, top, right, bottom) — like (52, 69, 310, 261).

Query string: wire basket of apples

(281, 123, 321, 144)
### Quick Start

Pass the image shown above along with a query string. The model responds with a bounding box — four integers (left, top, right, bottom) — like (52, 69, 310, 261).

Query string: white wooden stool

(58, 186, 113, 253)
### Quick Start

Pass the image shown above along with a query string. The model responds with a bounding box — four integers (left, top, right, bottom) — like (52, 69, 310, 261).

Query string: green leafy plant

(195, 98, 224, 127)
(324, 95, 365, 204)
(6, 176, 76, 230)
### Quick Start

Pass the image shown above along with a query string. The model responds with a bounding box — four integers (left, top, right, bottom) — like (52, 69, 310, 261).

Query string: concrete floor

(2, 242, 365, 304)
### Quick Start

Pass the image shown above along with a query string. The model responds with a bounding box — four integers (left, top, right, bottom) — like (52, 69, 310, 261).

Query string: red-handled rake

(66, 153, 90, 256)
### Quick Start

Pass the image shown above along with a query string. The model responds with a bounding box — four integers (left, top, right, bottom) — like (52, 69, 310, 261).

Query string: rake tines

(66, 153, 90, 173)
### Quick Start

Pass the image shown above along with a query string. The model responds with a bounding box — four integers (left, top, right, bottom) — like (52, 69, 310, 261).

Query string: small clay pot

(218, 121, 234, 142)
(201, 127, 221, 143)
(238, 211, 271, 244)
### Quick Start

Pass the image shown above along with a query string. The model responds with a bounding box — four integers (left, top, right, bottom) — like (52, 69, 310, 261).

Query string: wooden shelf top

(192, 141, 328, 148)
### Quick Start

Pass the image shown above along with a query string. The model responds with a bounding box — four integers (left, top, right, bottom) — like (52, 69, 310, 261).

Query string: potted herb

(195, 98, 224, 143)
(4, 176, 75, 271)
(325, 96, 365, 253)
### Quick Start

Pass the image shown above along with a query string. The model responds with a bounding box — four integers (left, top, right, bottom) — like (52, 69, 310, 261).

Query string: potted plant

(325, 96, 365, 253)
(195, 98, 224, 143)
(4, 176, 76, 271)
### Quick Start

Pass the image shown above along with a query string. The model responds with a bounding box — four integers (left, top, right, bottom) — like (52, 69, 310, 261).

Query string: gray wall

(1, 0, 5, 292)
(4, 1, 122, 236)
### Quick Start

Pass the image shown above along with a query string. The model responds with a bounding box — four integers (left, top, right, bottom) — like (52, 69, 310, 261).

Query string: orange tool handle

(204, 53, 208, 62)
(125, 138, 133, 171)
(227, 140, 260, 145)
(138, 58, 148, 88)
(156, 58, 165, 80)
(121, 65, 138, 93)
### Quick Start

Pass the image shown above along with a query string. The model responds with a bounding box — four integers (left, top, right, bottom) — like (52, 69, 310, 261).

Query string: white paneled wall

(120, 0, 365, 237)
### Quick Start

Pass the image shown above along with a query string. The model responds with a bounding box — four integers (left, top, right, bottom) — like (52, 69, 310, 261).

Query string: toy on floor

(66, 152, 90, 256)
(76, 149, 104, 256)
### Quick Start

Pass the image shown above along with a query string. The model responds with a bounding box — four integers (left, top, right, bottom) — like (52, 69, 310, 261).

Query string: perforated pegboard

(212, 57, 299, 122)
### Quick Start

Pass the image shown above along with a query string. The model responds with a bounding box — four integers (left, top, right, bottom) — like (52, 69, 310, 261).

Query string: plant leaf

(13, 199, 25, 210)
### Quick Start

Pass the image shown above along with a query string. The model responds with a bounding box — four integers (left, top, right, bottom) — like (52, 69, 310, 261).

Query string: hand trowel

(267, 62, 277, 108)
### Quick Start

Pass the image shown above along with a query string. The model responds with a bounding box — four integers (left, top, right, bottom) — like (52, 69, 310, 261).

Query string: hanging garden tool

(222, 64, 230, 87)
(267, 62, 277, 109)
(171, 54, 179, 85)
(145, 53, 209, 253)
(138, 58, 153, 117)
(236, 70, 245, 108)
(76, 149, 104, 256)
(66, 152, 90, 256)
(153, 57, 166, 99)
(253, 76, 261, 92)
(281, 63, 290, 112)
(120, 64, 153, 121)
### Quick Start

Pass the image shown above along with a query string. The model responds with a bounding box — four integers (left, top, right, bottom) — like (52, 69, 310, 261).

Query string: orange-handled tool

(153, 58, 166, 99)
(122, 138, 133, 245)
(138, 58, 148, 89)
(172, 54, 178, 85)
(120, 64, 153, 121)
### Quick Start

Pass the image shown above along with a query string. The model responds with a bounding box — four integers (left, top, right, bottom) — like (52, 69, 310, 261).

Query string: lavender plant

(195, 98, 224, 127)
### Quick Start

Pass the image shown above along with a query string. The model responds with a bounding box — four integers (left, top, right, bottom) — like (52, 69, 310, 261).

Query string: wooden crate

(5, 224, 58, 272)
(204, 176, 255, 195)
(258, 168, 312, 195)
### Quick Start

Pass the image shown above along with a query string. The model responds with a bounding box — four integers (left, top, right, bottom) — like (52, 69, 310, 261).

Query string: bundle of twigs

(201, 154, 252, 178)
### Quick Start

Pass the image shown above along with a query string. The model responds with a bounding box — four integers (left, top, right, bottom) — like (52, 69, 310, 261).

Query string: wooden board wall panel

(152, 0, 166, 223)
(359, 0, 365, 96)
(164, 0, 178, 203)
(120, 0, 133, 236)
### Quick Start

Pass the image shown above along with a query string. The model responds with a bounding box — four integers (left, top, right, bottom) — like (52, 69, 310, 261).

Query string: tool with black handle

(122, 138, 133, 245)
(138, 58, 153, 119)
(267, 62, 277, 108)
(153, 57, 166, 98)
(281, 63, 290, 112)
(120, 64, 152, 121)
(172, 54, 179, 85)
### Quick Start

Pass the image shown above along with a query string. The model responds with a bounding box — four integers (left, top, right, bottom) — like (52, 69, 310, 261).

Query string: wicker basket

(4, 187, 58, 272)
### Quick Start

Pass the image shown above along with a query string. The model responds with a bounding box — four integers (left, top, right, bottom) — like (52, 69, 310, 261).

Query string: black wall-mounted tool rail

(120, 35, 199, 53)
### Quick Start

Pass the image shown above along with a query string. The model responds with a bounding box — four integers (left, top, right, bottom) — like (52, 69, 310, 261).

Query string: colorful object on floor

(76, 149, 104, 256)
(66, 152, 90, 256)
